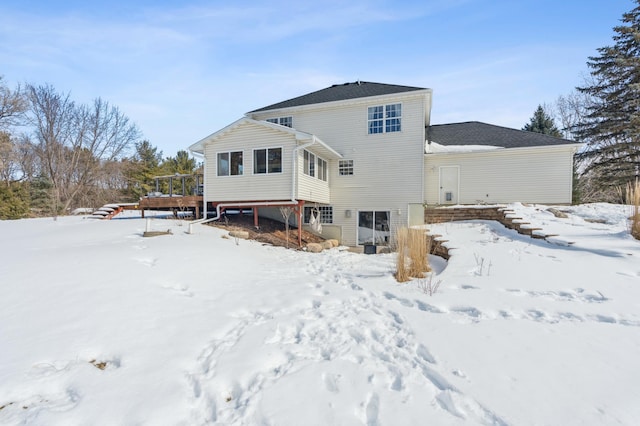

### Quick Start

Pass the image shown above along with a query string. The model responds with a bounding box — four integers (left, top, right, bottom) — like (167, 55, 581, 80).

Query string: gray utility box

(363, 244, 376, 254)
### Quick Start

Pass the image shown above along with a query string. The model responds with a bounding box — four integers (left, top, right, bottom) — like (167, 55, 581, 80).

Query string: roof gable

(427, 121, 578, 149)
(249, 81, 427, 113)
(189, 117, 341, 159)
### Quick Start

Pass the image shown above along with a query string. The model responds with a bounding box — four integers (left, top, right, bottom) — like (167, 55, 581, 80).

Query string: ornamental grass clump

(626, 180, 640, 240)
(408, 228, 430, 278)
(395, 227, 409, 282)
(395, 227, 431, 282)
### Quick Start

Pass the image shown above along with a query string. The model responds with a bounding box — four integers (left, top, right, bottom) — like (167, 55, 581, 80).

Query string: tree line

(0, 80, 200, 219)
(2, 1, 640, 218)
(522, 0, 640, 203)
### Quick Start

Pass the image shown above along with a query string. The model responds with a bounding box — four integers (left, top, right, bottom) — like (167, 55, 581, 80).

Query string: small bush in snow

(473, 253, 492, 276)
(416, 274, 441, 296)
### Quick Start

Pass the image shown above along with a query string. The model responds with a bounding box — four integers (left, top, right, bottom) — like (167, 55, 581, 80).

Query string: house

(189, 82, 580, 247)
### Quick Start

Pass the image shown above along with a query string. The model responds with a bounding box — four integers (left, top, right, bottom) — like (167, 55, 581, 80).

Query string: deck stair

(89, 204, 126, 220)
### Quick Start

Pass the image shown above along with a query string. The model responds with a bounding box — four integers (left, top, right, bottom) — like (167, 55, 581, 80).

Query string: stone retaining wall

(424, 206, 558, 260)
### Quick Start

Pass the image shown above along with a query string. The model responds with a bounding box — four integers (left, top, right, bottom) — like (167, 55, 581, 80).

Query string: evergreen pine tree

(577, 1, 640, 193)
(522, 105, 562, 137)
(165, 150, 197, 175)
(28, 175, 54, 216)
(125, 140, 163, 199)
(0, 183, 29, 219)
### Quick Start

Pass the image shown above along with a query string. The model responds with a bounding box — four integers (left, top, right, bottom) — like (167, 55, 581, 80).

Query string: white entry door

(439, 166, 459, 204)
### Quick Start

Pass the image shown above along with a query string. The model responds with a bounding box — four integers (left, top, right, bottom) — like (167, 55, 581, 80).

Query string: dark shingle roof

(249, 81, 427, 113)
(427, 121, 576, 148)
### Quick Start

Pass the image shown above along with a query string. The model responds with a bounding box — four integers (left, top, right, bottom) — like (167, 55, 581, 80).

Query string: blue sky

(0, 0, 632, 157)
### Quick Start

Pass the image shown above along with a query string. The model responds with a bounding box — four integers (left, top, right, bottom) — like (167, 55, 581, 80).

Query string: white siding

(424, 145, 576, 205)
(203, 121, 330, 204)
(251, 91, 431, 245)
(203, 122, 293, 202)
(296, 149, 330, 203)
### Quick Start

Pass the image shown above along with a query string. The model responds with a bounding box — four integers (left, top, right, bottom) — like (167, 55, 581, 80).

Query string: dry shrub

(408, 228, 430, 277)
(626, 180, 640, 240)
(395, 227, 409, 282)
(395, 227, 431, 282)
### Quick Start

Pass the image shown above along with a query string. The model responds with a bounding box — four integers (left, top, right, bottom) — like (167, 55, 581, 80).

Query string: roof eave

(424, 142, 583, 156)
(249, 88, 433, 115)
(189, 117, 343, 159)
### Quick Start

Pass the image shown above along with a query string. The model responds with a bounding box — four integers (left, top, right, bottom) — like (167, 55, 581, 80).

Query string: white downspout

(191, 150, 206, 217)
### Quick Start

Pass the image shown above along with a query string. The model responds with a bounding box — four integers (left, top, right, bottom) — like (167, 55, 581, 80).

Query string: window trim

(216, 150, 244, 177)
(252, 147, 283, 175)
(338, 159, 354, 176)
(266, 116, 293, 128)
(303, 206, 333, 224)
(357, 210, 391, 245)
(367, 103, 402, 134)
(303, 150, 328, 181)
(317, 157, 328, 182)
(303, 150, 315, 177)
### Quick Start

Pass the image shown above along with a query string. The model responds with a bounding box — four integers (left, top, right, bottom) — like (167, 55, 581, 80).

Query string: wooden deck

(138, 196, 203, 218)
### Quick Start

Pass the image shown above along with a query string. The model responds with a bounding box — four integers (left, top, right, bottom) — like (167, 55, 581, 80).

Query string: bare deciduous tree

(0, 131, 29, 186)
(0, 77, 28, 187)
(0, 76, 27, 129)
(554, 89, 592, 141)
(26, 84, 75, 216)
(26, 84, 141, 213)
(279, 206, 294, 248)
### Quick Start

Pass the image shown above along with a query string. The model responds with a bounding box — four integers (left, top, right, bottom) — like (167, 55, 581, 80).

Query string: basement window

(304, 206, 333, 224)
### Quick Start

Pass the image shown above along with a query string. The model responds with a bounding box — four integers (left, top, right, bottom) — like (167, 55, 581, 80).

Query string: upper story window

(317, 158, 328, 182)
(266, 117, 292, 128)
(303, 150, 328, 182)
(304, 150, 315, 177)
(253, 148, 282, 174)
(338, 159, 354, 176)
(368, 103, 401, 134)
(217, 151, 243, 176)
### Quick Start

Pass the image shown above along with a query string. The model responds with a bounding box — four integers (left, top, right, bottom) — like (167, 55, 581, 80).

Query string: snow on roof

(425, 141, 503, 154)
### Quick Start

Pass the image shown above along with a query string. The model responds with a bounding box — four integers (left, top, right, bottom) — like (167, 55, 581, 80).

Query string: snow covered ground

(1, 203, 639, 425)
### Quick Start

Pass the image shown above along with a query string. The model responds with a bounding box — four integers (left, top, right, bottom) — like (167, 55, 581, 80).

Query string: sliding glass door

(358, 211, 390, 245)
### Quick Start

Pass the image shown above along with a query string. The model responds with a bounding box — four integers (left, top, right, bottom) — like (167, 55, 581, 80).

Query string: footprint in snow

(323, 373, 340, 393)
(414, 300, 445, 313)
(383, 291, 414, 307)
(162, 283, 194, 297)
(364, 392, 380, 426)
(451, 306, 482, 319)
(452, 369, 467, 378)
(416, 343, 436, 364)
(388, 310, 404, 324)
(135, 256, 157, 267)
